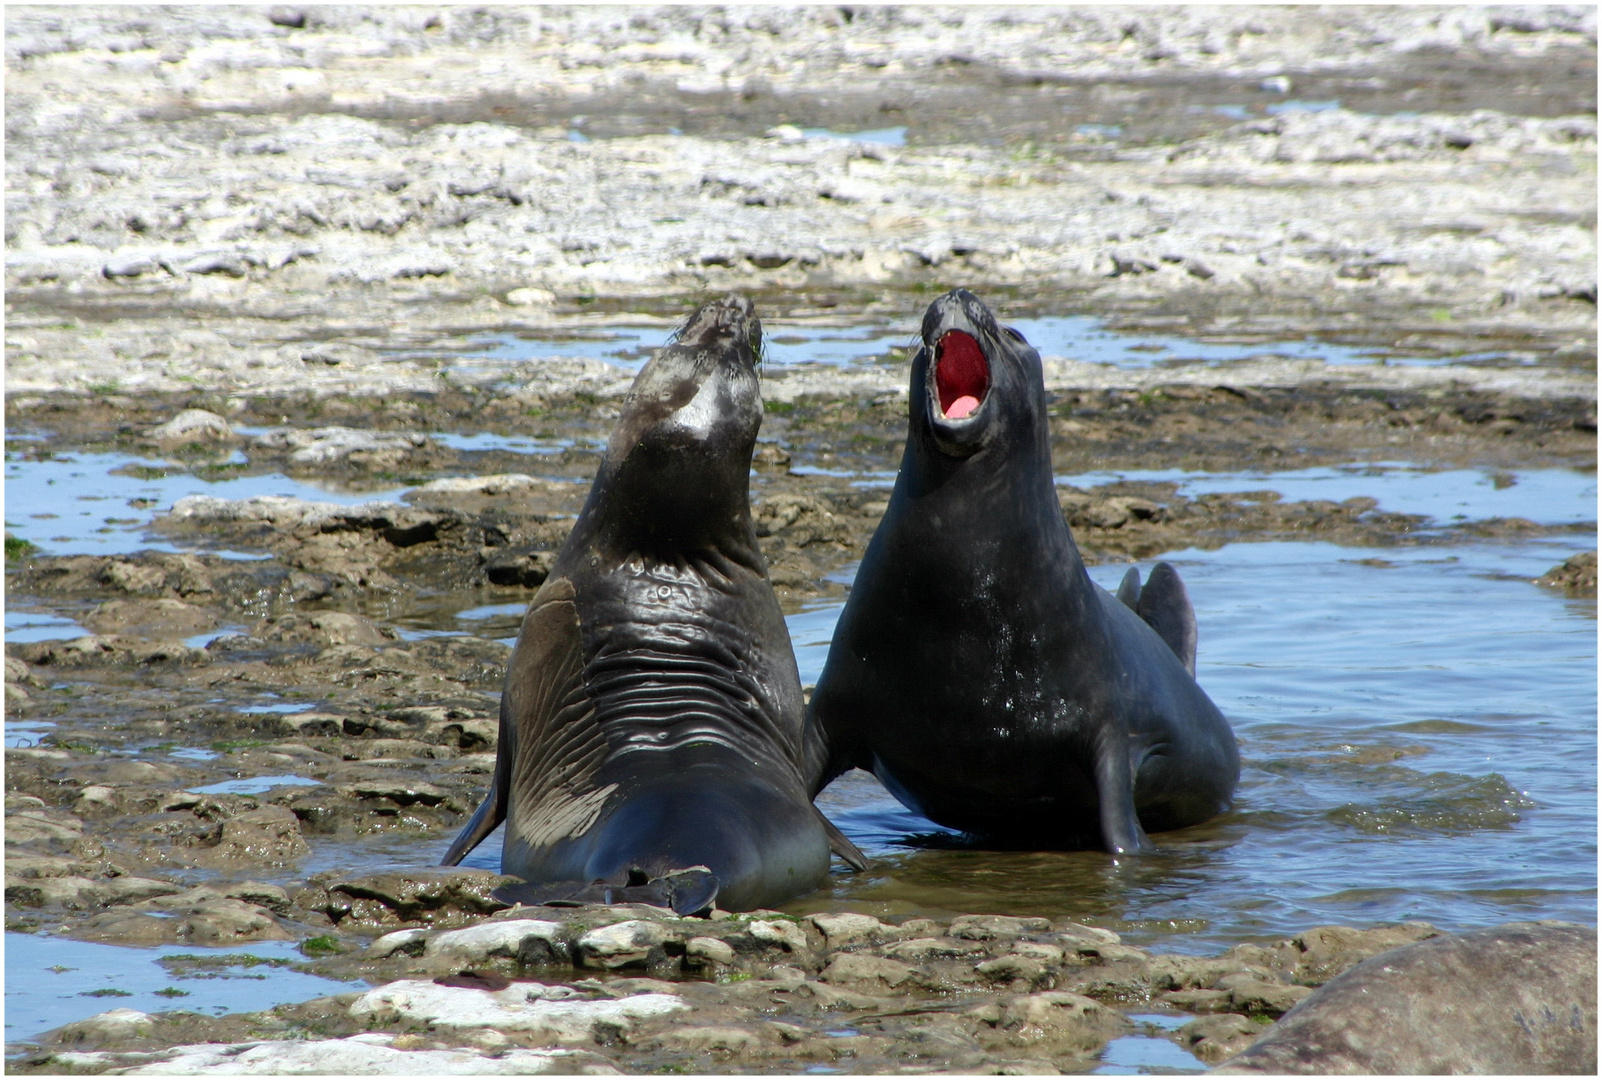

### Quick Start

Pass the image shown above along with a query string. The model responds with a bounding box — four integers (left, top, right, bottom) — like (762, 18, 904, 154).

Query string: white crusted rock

(349, 979, 687, 1042)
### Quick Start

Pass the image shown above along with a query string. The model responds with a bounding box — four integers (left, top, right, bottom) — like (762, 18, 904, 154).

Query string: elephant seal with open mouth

(443, 293, 861, 912)
(808, 288, 1238, 853)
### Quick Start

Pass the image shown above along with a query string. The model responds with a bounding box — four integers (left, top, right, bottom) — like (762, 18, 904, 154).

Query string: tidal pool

(3, 936, 346, 1044)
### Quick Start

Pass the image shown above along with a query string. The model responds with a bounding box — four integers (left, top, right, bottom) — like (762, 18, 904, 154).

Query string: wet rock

(367, 927, 431, 959)
(72, 785, 119, 815)
(1217, 922, 1597, 1074)
(80, 599, 219, 638)
(819, 952, 917, 993)
(883, 936, 987, 963)
(483, 549, 557, 588)
(266, 612, 397, 648)
(145, 409, 234, 447)
(746, 917, 813, 955)
(752, 495, 848, 547)
(1178, 1012, 1261, 1064)
(49, 1008, 156, 1048)
(807, 911, 888, 947)
(950, 914, 1054, 941)
(656, 1024, 770, 1056)
(977, 953, 1053, 991)
(251, 426, 433, 468)
(74, 898, 292, 946)
(685, 935, 736, 966)
(1227, 921, 1442, 986)
(5, 873, 178, 910)
(14, 634, 210, 668)
(338, 778, 452, 809)
(1161, 987, 1232, 1011)
(1536, 550, 1597, 595)
(321, 868, 515, 926)
(6, 809, 86, 845)
(425, 918, 567, 967)
(192, 805, 309, 867)
(4, 852, 96, 879)
(349, 979, 688, 1040)
(1053, 922, 1121, 947)
(1216, 974, 1315, 1016)
(576, 919, 675, 970)
(981, 991, 1130, 1054)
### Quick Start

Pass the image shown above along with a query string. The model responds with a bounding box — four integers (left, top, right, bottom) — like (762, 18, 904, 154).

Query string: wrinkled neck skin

(897, 290, 1084, 579)
(568, 320, 767, 584)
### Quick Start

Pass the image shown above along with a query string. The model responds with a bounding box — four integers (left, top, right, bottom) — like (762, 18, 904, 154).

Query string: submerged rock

(1537, 550, 1598, 595)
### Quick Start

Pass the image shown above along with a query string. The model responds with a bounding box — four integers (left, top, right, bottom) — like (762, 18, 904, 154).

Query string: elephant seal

(1216, 921, 1598, 1074)
(442, 293, 860, 913)
(807, 289, 1238, 853)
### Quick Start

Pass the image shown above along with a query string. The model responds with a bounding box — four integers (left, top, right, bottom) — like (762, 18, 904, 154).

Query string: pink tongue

(945, 394, 981, 419)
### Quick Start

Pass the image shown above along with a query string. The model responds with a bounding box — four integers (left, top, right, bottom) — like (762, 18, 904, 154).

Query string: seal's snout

(677, 292, 761, 360)
(935, 331, 989, 419)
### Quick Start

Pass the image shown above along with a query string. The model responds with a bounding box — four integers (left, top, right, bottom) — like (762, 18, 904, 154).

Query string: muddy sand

(5, 6, 1596, 1075)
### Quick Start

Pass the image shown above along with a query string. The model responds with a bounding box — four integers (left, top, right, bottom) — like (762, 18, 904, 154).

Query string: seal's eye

(1002, 325, 1026, 343)
(934, 331, 990, 420)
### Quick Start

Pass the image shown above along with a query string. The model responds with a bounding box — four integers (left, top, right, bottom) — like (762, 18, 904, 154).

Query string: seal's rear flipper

(491, 866, 721, 917)
(1116, 566, 1142, 610)
(820, 811, 869, 871)
(1134, 562, 1198, 675)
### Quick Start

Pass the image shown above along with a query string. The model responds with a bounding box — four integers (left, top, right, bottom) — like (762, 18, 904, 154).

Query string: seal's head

(911, 289, 1046, 460)
(587, 293, 766, 556)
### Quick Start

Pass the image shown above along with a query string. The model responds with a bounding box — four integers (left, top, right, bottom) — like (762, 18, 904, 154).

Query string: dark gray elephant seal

(442, 293, 860, 913)
(808, 289, 1238, 853)
(1216, 921, 1598, 1074)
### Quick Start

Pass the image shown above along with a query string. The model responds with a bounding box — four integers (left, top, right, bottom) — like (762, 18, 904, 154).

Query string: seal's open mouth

(935, 330, 990, 419)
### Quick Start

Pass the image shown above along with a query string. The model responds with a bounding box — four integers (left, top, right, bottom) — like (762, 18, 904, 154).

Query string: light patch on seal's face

(935, 331, 990, 420)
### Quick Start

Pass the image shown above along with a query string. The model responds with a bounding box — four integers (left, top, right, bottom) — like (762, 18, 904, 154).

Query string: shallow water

(2, 447, 409, 558)
(2, 936, 346, 1043)
(797, 537, 1596, 952)
(1057, 463, 1598, 527)
(437, 307, 1554, 383)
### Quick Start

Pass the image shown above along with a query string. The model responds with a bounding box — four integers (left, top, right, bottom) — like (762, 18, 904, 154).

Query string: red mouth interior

(935, 331, 990, 420)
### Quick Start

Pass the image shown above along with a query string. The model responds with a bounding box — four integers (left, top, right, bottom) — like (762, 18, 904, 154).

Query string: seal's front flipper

(819, 811, 869, 871)
(1135, 562, 1198, 675)
(1116, 566, 1142, 610)
(440, 773, 505, 866)
(1095, 732, 1155, 856)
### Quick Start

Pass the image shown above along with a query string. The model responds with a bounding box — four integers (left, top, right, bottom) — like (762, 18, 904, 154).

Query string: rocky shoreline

(5, 5, 1595, 1074)
(10, 885, 1450, 1074)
